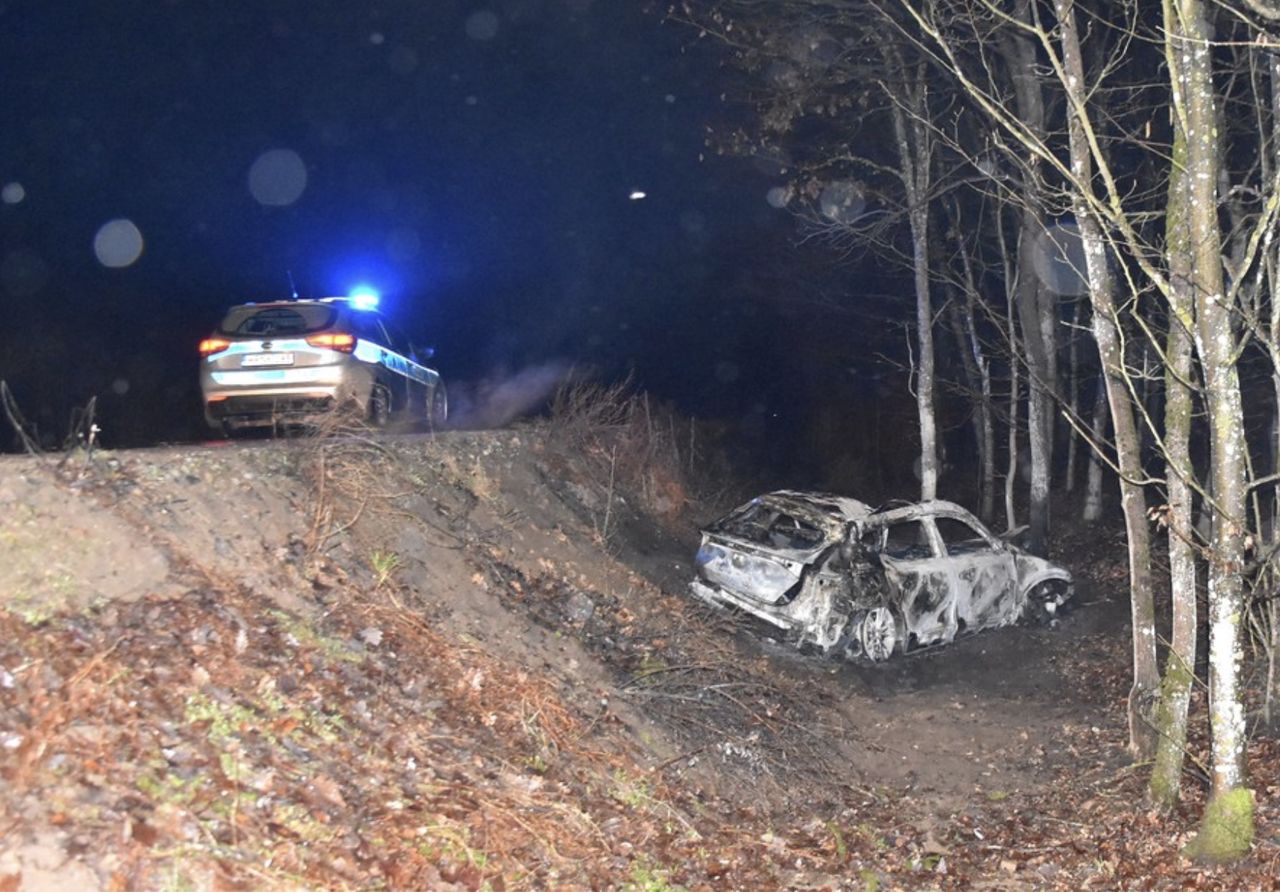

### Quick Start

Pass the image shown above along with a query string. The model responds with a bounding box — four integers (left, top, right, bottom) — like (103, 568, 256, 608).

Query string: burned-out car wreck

(690, 491, 1073, 661)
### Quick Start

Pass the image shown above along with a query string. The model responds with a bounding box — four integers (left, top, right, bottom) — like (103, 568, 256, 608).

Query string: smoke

(446, 360, 577, 430)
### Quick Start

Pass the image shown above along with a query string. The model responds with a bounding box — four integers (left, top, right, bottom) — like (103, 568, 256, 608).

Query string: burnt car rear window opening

(715, 503, 775, 543)
(767, 514, 824, 550)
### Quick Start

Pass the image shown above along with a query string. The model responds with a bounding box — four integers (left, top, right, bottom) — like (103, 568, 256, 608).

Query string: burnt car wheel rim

(1024, 580, 1070, 625)
(861, 606, 897, 661)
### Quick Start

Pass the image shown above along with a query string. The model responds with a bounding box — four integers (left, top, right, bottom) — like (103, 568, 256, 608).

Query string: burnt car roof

(755, 490, 874, 523)
(869, 499, 982, 521)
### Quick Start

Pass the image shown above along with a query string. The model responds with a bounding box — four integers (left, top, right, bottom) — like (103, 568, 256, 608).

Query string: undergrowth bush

(546, 378, 734, 525)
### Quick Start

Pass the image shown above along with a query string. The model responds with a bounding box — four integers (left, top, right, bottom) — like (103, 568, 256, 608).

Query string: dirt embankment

(1, 427, 1276, 890)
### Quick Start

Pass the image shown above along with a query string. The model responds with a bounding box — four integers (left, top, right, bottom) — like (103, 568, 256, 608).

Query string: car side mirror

(412, 344, 435, 362)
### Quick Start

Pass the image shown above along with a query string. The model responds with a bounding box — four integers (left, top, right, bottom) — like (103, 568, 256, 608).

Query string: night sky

(0, 1, 905, 484)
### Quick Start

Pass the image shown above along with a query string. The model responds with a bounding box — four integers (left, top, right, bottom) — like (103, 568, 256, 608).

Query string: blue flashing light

(349, 285, 380, 311)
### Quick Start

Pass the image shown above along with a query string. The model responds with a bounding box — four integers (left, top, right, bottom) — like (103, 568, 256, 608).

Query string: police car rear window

(219, 305, 337, 336)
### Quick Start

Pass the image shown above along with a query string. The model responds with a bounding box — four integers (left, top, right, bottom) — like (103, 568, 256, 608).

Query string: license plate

(242, 352, 294, 367)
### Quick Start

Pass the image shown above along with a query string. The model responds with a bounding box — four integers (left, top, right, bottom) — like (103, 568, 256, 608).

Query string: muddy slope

(2, 429, 1275, 890)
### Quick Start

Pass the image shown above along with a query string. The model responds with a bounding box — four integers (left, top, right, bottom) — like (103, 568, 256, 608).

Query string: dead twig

(0, 380, 42, 455)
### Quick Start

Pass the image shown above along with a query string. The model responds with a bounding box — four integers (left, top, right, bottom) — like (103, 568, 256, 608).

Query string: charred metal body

(690, 491, 1072, 661)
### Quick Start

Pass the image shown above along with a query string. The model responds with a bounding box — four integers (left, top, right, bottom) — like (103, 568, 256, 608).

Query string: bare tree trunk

(1055, 0, 1159, 760)
(1004, 3, 1056, 555)
(947, 301, 985, 503)
(914, 218, 938, 503)
(1065, 299, 1082, 494)
(1149, 117, 1198, 810)
(998, 206, 1021, 533)
(947, 205, 996, 520)
(1083, 372, 1108, 522)
(980, 366, 996, 519)
(1268, 54, 1280, 725)
(1006, 359, 1021, 532)
(889, 60, 938, 502)
(1168, 0, 1254, 861)
(967, 298, 996, 522)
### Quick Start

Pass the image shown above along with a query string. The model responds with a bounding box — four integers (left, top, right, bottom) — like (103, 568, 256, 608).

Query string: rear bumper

(203, 392, 341, 428)
(689, 579, 798, 632)
(200, 364, 372, 429)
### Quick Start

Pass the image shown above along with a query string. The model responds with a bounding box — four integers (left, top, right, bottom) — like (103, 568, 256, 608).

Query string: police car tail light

(199, 337, 231, 357)
(306, 332, 357, 353)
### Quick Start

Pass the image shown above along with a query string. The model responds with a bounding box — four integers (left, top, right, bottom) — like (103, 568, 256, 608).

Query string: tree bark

(1065, 299, 1082, 494)
(1083, 371, 1108, 522)
(1149, 114, 1198, 810)
(997, 206, 1021, 533)
(947, 301, 985, 504)
(1268, 54, 1280, 725)
(1166, 0, 1254, 861)
(1007, 357, 1022, 532)
(947, 204, 996, 520)
(1004, 1, 1056, 555)
(888, 59, 938, 502)
(1055, 0, 1160, 759)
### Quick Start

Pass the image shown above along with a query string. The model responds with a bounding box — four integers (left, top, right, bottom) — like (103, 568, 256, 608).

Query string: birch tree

(1166, 0, 1254, 859)
(887, 55, 941, 500)
(1148, 120, 1198, 811)
(1002, 0, 1058, 556)
(1050, 0, 1159, 760)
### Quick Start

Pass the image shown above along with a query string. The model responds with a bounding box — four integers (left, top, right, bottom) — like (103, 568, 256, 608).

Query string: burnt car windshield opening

(219, 305, 337, 337)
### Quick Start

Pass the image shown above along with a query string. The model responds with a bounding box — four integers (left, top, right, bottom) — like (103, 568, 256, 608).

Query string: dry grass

(546, 378, 714, 527)
(288, 408, 408, 558)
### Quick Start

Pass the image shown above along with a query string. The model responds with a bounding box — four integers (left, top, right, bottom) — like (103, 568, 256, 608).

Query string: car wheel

(1023, 580, 1071, 625)
(859, 606, 899, 662)
(429, 382, 448, 431)
(368, 383, 391, 428)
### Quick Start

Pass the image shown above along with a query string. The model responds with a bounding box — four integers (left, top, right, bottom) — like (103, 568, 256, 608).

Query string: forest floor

(1, 419, 1278, 890)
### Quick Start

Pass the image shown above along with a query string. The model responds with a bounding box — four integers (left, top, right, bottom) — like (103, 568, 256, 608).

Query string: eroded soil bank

(2, 427, 1277, 889)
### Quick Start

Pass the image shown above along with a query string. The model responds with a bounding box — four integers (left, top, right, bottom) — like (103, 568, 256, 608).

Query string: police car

(199, 292, 446, 434)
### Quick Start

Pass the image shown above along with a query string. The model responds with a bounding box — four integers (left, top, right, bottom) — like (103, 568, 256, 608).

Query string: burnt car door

(932, 513, 1019, 632)
(865, 508, 960, 648)
(696, 502, 831, 606)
